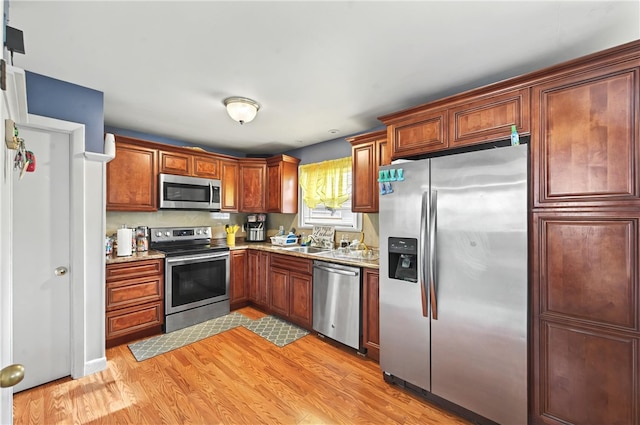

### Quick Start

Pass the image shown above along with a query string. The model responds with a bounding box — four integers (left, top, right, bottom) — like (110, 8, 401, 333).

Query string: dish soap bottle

(510, 125, 520, 146)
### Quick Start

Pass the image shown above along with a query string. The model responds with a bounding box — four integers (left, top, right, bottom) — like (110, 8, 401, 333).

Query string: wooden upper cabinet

(383, 107, 448, 158)
(348, 130, 387, 213)
(192, 154, 220, 179)
(159, 149, 220, 179)
(239, 158, 267, 212)
(107, 137, 158, 211)
(448, 88, 530, 148)
(266, 154, 301, 213)
(220, 159, 239, 212)
(532, 61, 640, 208)
(158, 149, 191, 175)
(381, 88, 530, 159)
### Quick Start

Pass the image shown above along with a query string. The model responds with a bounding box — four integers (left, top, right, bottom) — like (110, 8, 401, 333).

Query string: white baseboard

(84, 357, 108, 376)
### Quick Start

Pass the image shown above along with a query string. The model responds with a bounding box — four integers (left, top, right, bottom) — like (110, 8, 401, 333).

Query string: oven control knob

(197, 229, 203, 235)
(155, 231, 162, 237)
(165, 231, 171, 237)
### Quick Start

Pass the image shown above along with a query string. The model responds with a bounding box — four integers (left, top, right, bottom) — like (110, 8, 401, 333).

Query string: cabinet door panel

(289, 272, 312, 328)
(159, 150, 191, 175)
(537, 321, 637, 425)
(352, 142, 377, 212)
(220, 159, 239, 211)
(106, 141, 157, 211)
(269, 267, 289, 317)
(239, 161, 266, 212)
(533, 63, 640, 207)
(230, 250, 247, 305)
(449, 88, 530, 147)
(390, 109, 447, 158)
(536, 214, 638, 330)
(193, 155, 220, 179)
(266, 162, 282, 212)
(362, 269, 379, 361)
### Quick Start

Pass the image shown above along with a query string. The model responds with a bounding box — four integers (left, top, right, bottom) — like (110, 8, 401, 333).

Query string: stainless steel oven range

(150, 226, 230, 333)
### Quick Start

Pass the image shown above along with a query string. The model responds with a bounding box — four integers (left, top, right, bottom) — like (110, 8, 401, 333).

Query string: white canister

(117, 228, 133, 256)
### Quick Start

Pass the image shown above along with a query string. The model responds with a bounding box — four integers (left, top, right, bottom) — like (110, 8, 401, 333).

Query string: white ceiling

(7, 1, 640, 154)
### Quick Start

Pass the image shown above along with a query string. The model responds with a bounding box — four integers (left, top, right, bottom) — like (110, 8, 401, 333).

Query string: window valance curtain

(298, 157, 351, 209)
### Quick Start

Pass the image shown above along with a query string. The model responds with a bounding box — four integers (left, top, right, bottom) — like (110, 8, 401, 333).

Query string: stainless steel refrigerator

(379, 143, 528, 425)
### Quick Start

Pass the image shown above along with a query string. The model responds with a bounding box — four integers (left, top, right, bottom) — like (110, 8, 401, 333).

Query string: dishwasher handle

(313, 264, 359, 276)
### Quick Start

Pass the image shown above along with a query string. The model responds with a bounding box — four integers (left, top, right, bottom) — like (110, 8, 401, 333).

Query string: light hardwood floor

(13, 307, 469, 424)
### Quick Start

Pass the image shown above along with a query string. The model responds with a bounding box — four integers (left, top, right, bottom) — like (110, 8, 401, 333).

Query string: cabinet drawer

(106, 301, 163, 339)
(106, 259, 163, 282)
(270, 253, 312, 273)
(106, 275, 163, 311)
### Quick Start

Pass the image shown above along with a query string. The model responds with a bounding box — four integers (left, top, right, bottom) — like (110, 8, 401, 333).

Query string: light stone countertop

(106, 249, 165, 265)
(105, 242, 379, 270)
(229, 242, 380, 269)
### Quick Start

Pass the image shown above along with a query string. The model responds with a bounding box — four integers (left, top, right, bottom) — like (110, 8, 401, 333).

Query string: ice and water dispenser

(388, 237, 418, 282)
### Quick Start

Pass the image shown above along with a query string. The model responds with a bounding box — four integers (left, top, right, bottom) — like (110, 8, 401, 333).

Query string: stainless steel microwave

(159, 173, 221, 211)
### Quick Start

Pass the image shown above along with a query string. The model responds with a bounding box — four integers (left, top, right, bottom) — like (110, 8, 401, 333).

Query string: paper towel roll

(117, 228, 133, 256)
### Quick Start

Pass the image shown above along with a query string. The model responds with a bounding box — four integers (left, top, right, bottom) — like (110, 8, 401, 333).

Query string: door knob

(54, 267, 68, 276)
(0, 364, 24, 388)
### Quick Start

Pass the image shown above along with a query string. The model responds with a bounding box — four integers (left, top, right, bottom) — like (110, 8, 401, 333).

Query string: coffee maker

(245, 213, 266, 242)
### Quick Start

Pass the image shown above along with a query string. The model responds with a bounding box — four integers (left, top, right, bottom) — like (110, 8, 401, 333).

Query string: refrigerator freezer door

(429, 144, 528, 425)
(379, 159, 431, 392)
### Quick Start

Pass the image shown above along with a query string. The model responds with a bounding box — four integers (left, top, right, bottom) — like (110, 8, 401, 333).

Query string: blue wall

(25, 71, 104, 153)
(285, 125, 384, 164)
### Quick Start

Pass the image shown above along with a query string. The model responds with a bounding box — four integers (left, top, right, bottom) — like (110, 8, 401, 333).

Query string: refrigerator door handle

(429, 190, 438, 320)
(420, 191, 429, 318)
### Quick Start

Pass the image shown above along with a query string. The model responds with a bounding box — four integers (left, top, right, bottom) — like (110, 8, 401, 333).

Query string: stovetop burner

(149, 226, 229, 257)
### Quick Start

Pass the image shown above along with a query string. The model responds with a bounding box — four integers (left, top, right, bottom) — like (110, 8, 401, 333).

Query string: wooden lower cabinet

(268, 253, 313, 330)
(536, 320, 636, 425)
(532, 211, 640, 424)
(248, 250, 269, 308)
(288, 272, 312, 328)
(362, 268, 380, 361)
(269, 267, 290, 317)
(105, 259, 164, 348)
(229, 250, 248, 310)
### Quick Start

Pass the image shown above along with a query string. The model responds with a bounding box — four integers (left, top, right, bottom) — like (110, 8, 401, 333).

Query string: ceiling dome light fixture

(223, 96, 260, 125)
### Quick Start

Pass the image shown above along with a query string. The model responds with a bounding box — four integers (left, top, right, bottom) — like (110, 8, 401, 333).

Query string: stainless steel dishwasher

(312, 260, 362, 350)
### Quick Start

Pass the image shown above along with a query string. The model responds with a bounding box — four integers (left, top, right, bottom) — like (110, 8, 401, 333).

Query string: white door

(12, 126, 71, 392)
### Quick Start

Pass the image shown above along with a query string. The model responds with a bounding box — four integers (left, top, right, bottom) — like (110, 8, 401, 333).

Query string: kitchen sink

(283, 246, 330, 254)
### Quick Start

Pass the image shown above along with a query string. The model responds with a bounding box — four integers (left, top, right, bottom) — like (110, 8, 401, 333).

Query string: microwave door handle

(210, 182, 214, 206)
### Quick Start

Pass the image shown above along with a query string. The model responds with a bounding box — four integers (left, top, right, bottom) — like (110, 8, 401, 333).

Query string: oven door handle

(166, 252, 229, 264)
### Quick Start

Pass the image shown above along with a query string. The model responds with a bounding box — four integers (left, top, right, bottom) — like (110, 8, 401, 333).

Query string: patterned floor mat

(128, 312, 253, 361)
(243, 315, 310, 347)
(128, 313, 309, 361)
